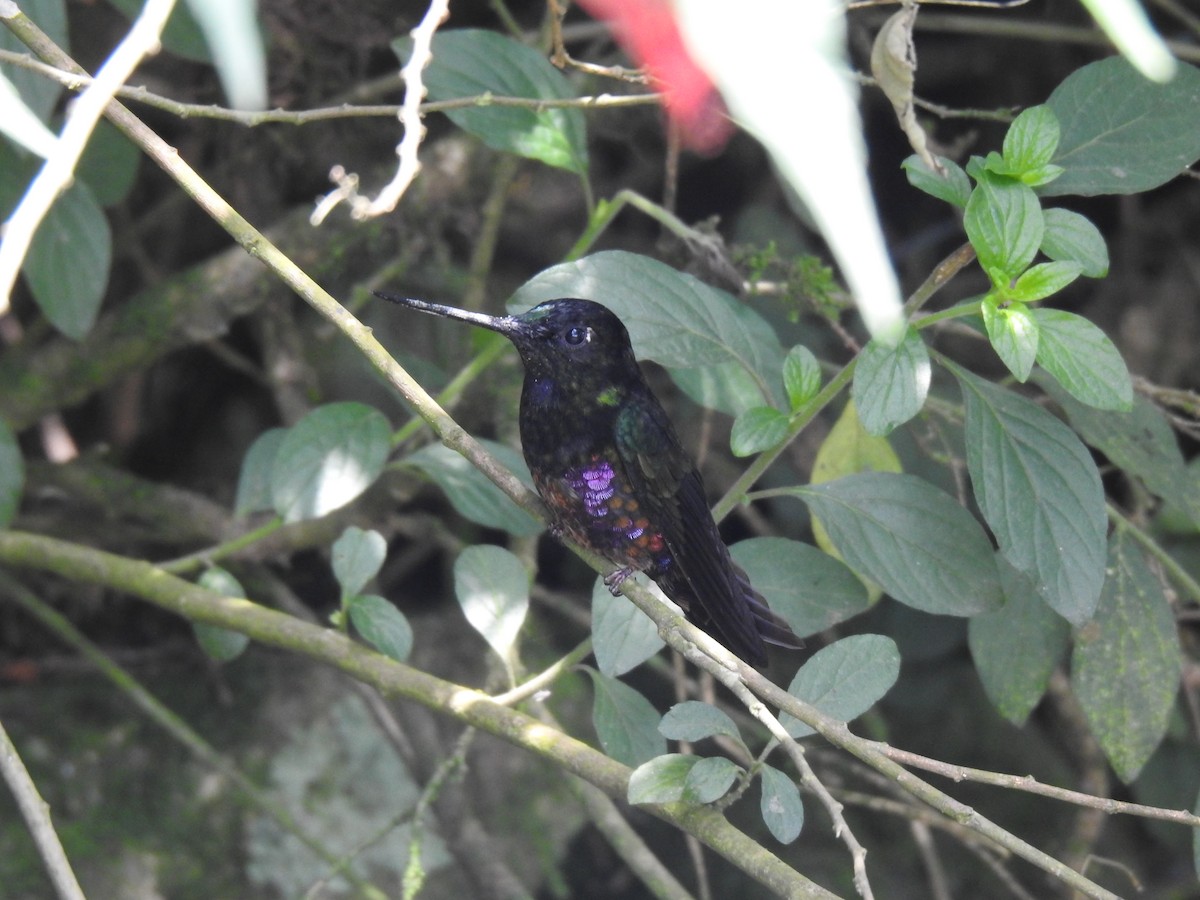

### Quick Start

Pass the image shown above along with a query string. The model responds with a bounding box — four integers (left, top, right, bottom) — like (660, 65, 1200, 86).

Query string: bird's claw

(603, 567, 633, 597)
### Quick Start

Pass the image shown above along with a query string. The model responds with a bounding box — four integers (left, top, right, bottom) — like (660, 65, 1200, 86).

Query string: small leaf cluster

(906, 105, 1123, 401)
(621, 635, 898, 843)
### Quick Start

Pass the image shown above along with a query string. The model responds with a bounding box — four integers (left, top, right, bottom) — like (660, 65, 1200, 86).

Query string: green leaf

(194, 568, 250, 662)
(331, 527, 387, 600)
(683, 757, 740, 804)
(586, 668, 667, 767)
(511, 250, 786, 408)
(627, 753, 697, 804)
(780, 634, 901, 738)
(0, 0, 67, 120)
(107, 0, 211, 62)
(1044, 57, 1200, 196)
(952, 365, 1107, 624)
(851, 326, 930, 436)
(24, 181, 111, 340)
(592, 576, 664, 677)
(77, 119, 140, 207)
(271, 403, 391, 523)
(968, 561, 1071, 725)
(659, 702, 741, 743)
(670, 362, 765, 418)
(349, 594, 413, 663)
(901, 154, 972, 207)
(760, 764, 804, 844)
(453, 545, 529, 663)
(982, 299, 1039, 382)
(730, 538, 869, 638)
(1031, 309, 1133, 411)
(797, 473, 1003, 616)
(811, 400, 903, 482)
(808, 402, 900, 601)
(783, 344, 822, 410)
(1038, 378, 1200, 529)
(395, 29, 587, 175)
(1002, 105, 1061, 175)
(234, 428, 286, 517)
(1072, 530, 1182, 782)
(1041, 208, 1109, 277)
(964, 171, 1044, 283)
(403, 439, 542, 537)
(730, 406, 789, 457)
(1008, 261, 1082, 303)
(0, 418, 23, 529)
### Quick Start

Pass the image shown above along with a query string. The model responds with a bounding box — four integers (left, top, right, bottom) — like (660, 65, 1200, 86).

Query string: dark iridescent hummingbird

(377, 292, 801, 666)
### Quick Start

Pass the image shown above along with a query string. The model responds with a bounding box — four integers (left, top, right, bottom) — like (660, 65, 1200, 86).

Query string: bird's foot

(603, 567, 633, 597)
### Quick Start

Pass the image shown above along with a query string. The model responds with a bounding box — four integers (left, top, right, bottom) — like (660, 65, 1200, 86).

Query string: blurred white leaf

(675, 0, 905, 346)
(184, 0, 267, 109)
(0, 72, 58, 158)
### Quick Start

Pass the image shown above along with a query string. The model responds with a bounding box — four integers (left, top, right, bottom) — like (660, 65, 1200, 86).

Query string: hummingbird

(377, 292, 801, 666)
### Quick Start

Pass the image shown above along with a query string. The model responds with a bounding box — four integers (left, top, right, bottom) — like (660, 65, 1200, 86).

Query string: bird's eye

(564, 326, 590, 346)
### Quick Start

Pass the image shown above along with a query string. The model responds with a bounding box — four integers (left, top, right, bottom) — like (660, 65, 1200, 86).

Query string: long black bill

(373, 291, 519, 337)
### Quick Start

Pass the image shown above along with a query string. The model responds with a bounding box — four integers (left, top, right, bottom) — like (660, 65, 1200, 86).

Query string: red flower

(575, 0, 733, 154)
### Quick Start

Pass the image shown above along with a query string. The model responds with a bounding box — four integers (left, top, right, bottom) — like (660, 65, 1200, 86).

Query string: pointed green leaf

(194, 568, 250, 662)
(404, 439, 542, 537)
(780, 634, 901, 738)
(0, 418, 23, 529)
(901, 154, 972, 207)
(810, 404, 896, 606)
(586, 668, 667, 767)
(1041, 208, 1109, 277)
(627, 753, 697, 804)
(969, 560, 1071, 725)
(659, 701, 741, 743)
(592, 576, 664, 677)
(982, 299, 1039, 381)
(511, 251, 785, 408)
(797, 473, 1003, 616)
(811, 400, 903, 483)
(730, 405, 789, 457)
(271, 403, 391, 523)
(670, 362, 765, 418)
(1039, 378, 1200, 527)
(1002, 105, 1061, 174)
(453, 545, 529, 662)
(964, 171, 1043, 283)
(1072, 531, 1182, 782)
(851, 326, 930, 436)
(107, 0, 211, 63)
(0, 0, 67, 121)
(349, 594, 413, 663)
(1032, 309, 1132, 411)
(332, 527, 387, 600)
(234, 427, 286, 517)
(395, 29, 587, 174)
(760, 764, 804, 844)
(1044, 57, 1200, 196)
(730, 537, 869, 638)
(953, 365, 1106, 624)
(1008, 261, 1082, 303)
(25, 181, 111, 340)
(683, 757, 740, 804)
(77, 119, 140, 207)
(783, 344, 822, 410)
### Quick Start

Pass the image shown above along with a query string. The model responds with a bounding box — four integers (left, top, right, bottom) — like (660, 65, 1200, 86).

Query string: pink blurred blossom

(575, 0, 733, 154)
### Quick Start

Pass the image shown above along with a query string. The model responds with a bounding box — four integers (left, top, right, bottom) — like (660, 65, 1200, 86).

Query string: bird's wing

(614, 394, 766, 664)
